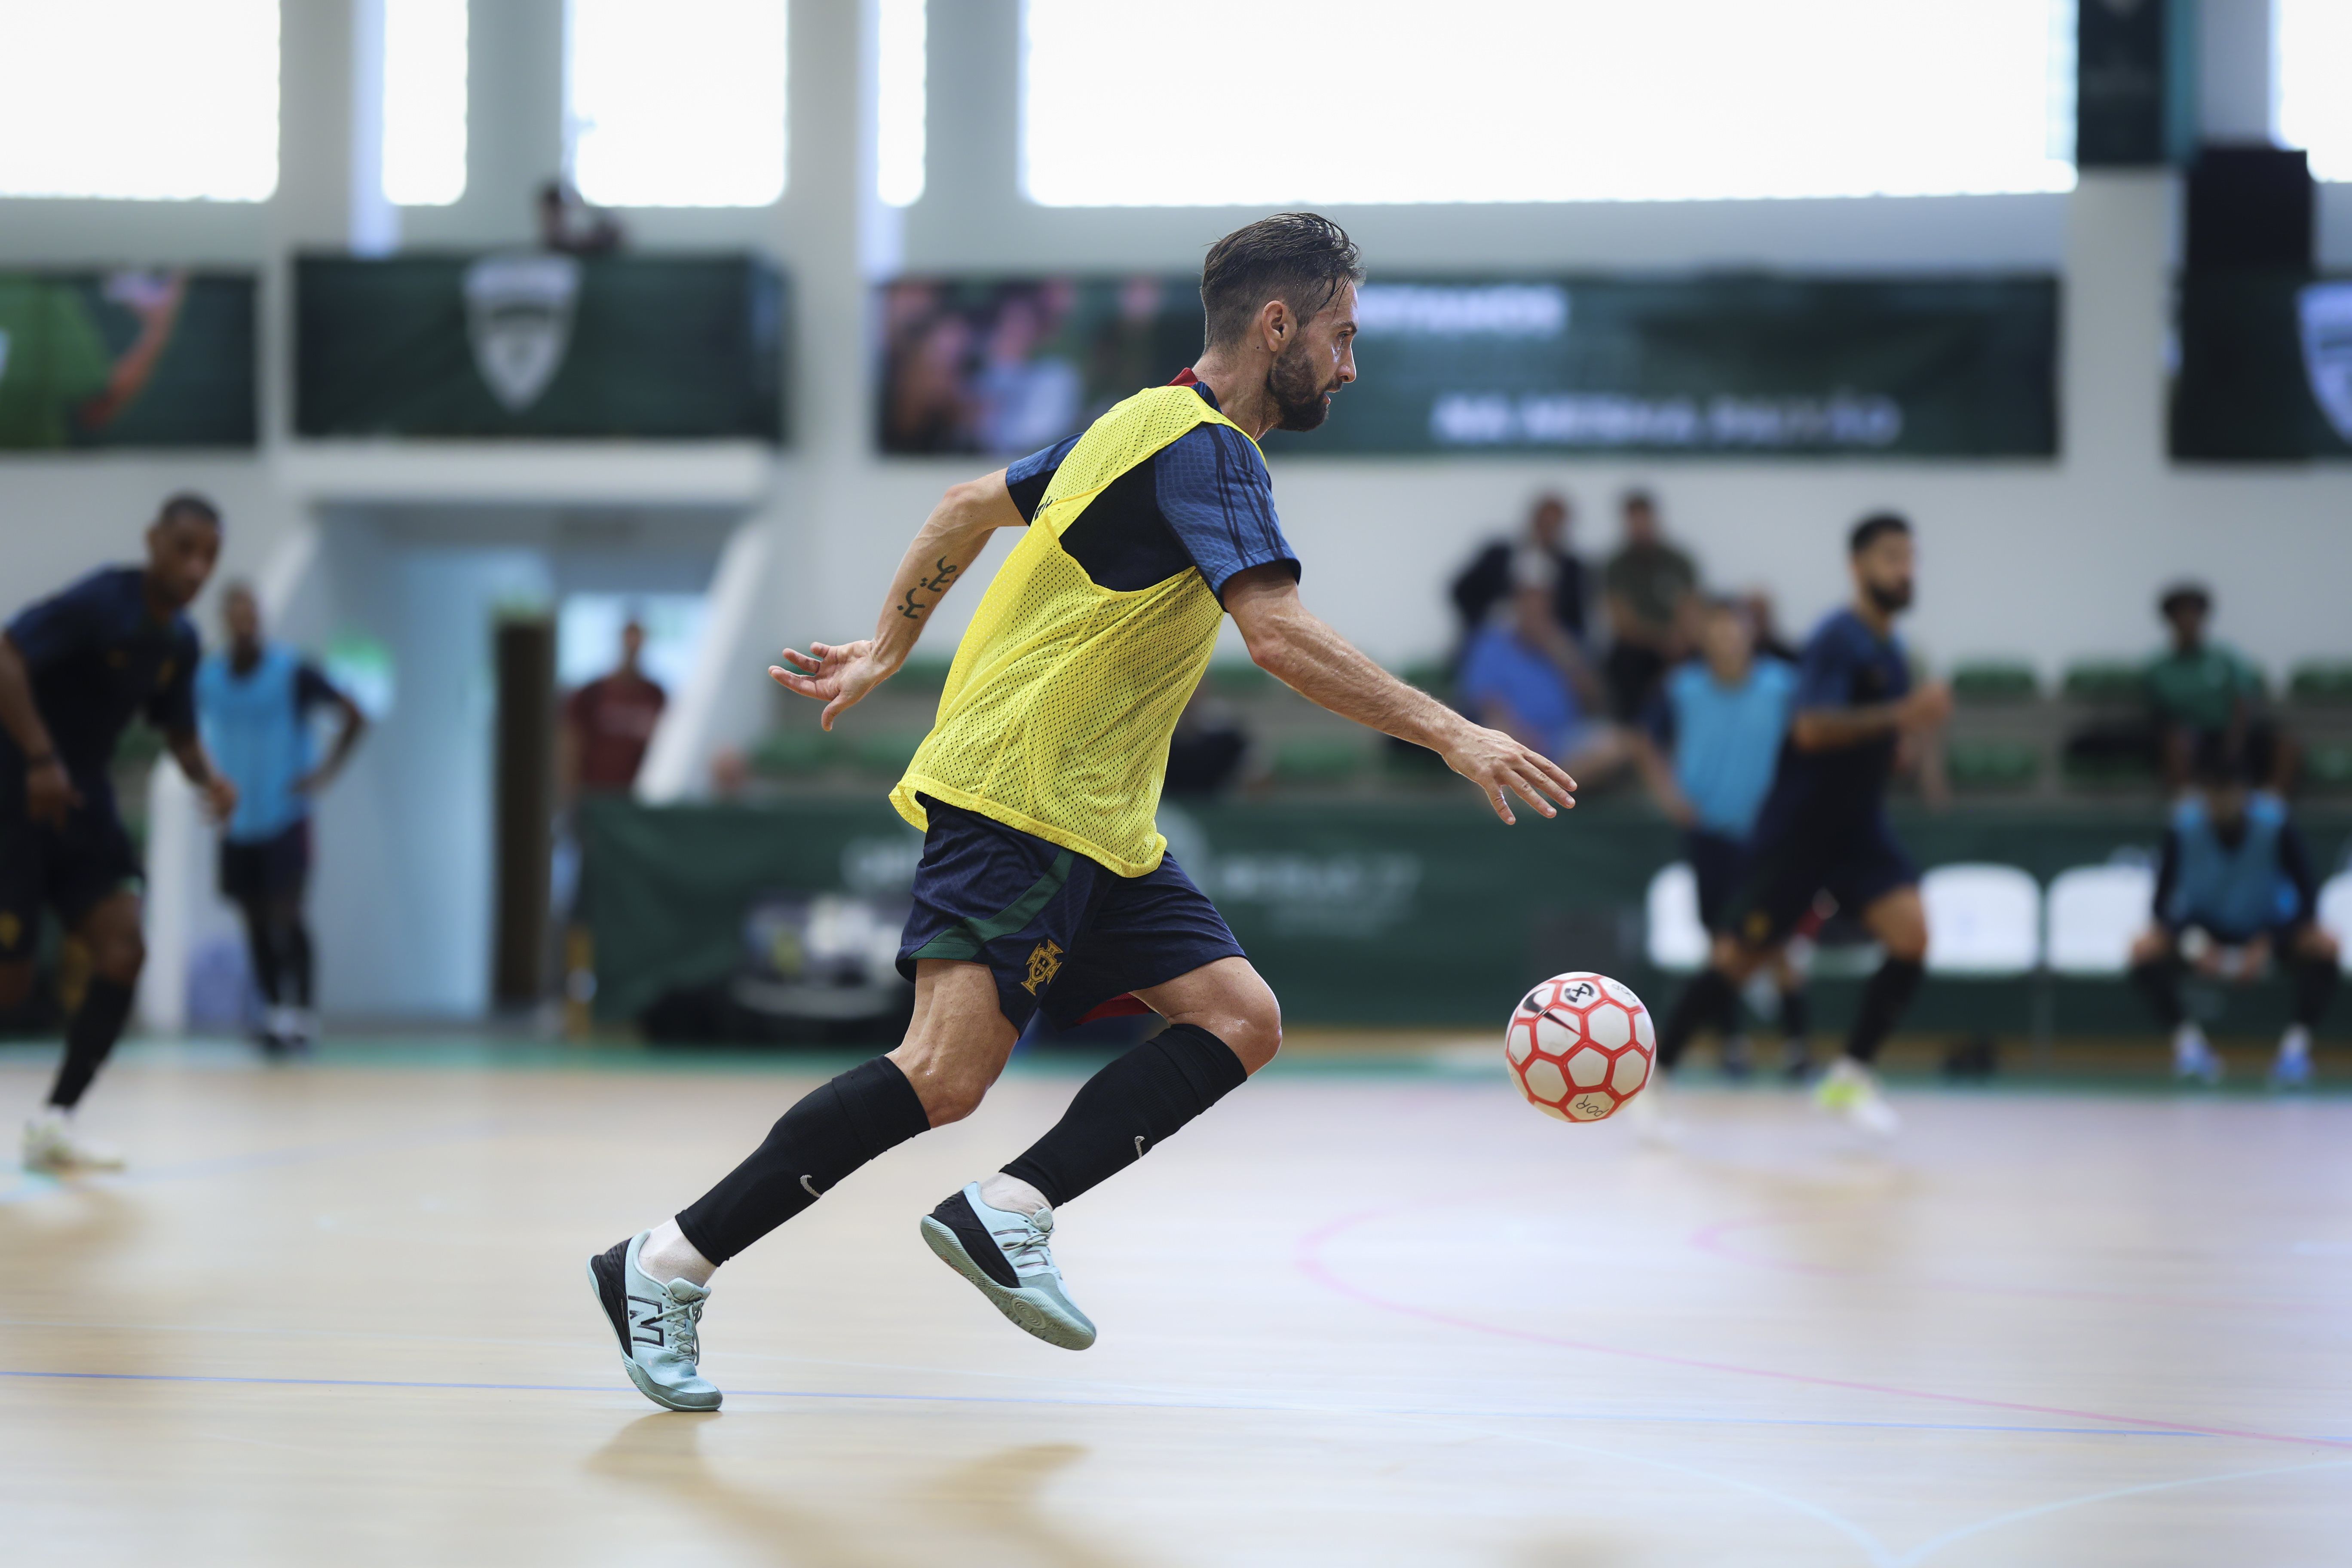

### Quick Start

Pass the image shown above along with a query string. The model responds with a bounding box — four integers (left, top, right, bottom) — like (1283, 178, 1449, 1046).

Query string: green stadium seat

(2306, 743, 2352, 790)
(2061, 662, 2146, 704)
(851, 730, 925, 775)
(1272, 738, 1365, 784)
(2060, 747, 2157, 787)
(1945, 739, 2040, 790)
(1205, 662, 1275, 697)
(2289, 662, 2352, 704)
(750, 730, 835, 777)
(1950, 661, 2038, 703)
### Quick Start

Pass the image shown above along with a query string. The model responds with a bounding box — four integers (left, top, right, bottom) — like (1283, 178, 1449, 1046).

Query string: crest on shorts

(1021, 939, 1064, 995)
(463, 254, 581, 413)
(0, 912, 20, 952)
(2298, 282, 2352, 444)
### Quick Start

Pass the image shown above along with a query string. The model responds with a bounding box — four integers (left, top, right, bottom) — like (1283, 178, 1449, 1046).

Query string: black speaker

(2184, 145, 2314, 273)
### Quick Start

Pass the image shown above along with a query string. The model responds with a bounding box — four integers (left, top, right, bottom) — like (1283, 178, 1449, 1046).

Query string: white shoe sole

(919, 1215, 1096, 1351)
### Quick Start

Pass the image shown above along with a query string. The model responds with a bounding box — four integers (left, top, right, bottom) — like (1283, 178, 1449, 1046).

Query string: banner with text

(876, 273, 2058, 459)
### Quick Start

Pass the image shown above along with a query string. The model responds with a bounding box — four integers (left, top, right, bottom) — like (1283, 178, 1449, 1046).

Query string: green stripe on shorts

(910, 848, 1075, 963)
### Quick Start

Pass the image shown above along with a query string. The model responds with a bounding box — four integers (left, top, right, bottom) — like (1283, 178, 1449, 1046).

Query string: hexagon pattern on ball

(1503, 970, 1655, 1124)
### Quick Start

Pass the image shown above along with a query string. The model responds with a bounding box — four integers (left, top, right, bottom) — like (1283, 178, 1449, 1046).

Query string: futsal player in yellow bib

(589, 215, 1579, 1411)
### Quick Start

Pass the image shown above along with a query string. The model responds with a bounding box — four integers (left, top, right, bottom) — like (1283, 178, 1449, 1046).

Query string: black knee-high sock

(283, 915, 315, 1009)
(999, 1023, 1249, 1209)
(1778, 985, 1811, 1044)
(1844, 957, 1924, 1064)
(48, 978, 136, 1110)
(1655, 968, 1737, 1072)
(674, 1055, 930, 1265)
(2129, 955, 2186, 1029)
(238, 900, 283, 1006)
(2292, 956, 2339, 1029)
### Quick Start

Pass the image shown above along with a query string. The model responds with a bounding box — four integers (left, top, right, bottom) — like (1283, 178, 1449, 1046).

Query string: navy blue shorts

(1720, 810, 1917, 948)
(1684, 828, 1750, 931)
(0, 802, 143, 960)
(895, 796, 1247, 1032)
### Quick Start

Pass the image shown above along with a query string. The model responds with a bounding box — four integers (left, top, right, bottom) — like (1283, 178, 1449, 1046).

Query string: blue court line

(0, 1368, 2270, 1439)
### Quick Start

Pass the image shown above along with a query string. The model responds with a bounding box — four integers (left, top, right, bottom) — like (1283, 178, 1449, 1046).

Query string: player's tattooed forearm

(899, 557, 962, 619)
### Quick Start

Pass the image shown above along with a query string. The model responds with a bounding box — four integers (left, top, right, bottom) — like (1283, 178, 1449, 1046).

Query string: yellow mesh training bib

(891, 385, 1256, 877)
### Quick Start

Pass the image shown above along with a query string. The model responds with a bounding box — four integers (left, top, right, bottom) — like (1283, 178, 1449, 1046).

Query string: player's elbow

(1789, 715, 1834, 751)
(1239, 621, 1294, 681)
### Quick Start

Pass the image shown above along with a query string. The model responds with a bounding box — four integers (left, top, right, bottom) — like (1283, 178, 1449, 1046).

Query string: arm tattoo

(899, 557, 962, 620)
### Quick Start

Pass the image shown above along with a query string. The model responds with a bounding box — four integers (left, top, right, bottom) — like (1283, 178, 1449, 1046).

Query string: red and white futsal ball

(1505, 971, 1655, 1122)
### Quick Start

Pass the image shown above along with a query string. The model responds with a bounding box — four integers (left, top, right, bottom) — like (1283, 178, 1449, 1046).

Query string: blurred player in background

(587, 214, 1577, 1412)
(1636, 597, 1807, 1078)
(0, 495, 235, 1170)
(1650, 514, 1951, 1133)
(195, 583, 367, 1056)
(2129, 742, 2337, 1087)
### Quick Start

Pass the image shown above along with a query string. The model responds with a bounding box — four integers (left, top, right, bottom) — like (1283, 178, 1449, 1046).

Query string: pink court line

(1687, 1212, 2338, 1315)
(1295, 1200, 2349, 1455)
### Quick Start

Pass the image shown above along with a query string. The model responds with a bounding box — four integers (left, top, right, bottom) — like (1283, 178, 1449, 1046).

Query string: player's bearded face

(1266, 334, 1337, 432)
(1865, 573, 1914, 612)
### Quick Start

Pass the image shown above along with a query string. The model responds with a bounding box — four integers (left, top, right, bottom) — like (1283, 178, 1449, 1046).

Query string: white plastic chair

(2044, 863, 2157, 977)
(2317, 872, 2352, 975)
(1922, 863, 2043, 975)
(1644, 862, 1709, 973)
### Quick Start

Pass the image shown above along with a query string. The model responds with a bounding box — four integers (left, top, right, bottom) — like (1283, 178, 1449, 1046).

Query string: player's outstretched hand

(1902, 680, 1954, 733)
(769, 639, 895, 731)
(1442, 723, 1577, 826)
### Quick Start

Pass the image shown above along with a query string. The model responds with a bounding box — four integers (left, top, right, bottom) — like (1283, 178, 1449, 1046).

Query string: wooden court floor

(3, 1040, 2349, 1566)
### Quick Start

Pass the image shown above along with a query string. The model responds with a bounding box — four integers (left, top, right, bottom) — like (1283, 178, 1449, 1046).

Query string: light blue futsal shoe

(587, 1231, 723, 1411)
(920, 1182, 1098, 1350)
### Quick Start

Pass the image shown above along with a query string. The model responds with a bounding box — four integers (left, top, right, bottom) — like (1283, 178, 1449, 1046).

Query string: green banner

(296, 254, 784, 439)
(2171, 273, 2352, 460)
(876, 273, 2058, 459)
(0, 270, 255, 450)
(580, 796, 2352, 1039)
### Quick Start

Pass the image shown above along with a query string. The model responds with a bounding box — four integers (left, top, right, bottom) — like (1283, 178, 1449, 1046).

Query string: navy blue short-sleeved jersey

(3, 567, 200, 806)
(1751, 607, 1911, 837)
(1002, 380, 1300, 604)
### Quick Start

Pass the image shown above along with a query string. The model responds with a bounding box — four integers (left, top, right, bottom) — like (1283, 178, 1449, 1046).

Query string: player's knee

(1214, 998, 1282, 1075)
(0, 963, 32, 1011)
(2128, 929, 2173, 965)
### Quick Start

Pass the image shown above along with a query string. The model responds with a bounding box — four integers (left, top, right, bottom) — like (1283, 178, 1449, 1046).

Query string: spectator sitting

(536, 179, 625, 256)
(1449, 492, 1589, 667)
(2147, 582, 2293, 793)
(1602, 488, 1699, 722)
(2128, 741, 2338, 1087)
(1457, 581, 1631, 786)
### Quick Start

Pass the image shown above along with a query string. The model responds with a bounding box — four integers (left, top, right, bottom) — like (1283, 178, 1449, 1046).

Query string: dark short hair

(1620, 488, 1657, 515)
(157, 492, 222, 530)
(2159, 581, 2212, 618)
(1849, 511, 1910, 555)
(1200, 213, 1363, 351)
